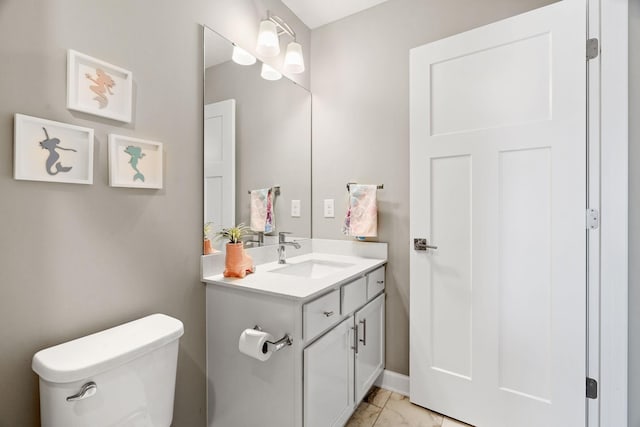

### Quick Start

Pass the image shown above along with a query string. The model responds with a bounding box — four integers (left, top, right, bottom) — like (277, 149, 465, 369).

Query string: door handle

(359, 319, 367, 346)
(414, 238, 438, 251)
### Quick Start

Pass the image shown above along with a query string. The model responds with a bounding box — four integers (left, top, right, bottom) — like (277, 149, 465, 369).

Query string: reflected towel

(342, 184, 377, 237)
(250, 188, 274, 233)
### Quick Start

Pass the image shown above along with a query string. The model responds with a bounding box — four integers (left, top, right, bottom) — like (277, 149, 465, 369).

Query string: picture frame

(14, 114, 94, 185)
(108, 134, 163, 189)
(67, 49, 133, 123)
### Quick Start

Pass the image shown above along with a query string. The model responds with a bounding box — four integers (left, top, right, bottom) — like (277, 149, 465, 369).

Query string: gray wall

(205, 61, 312, 238)
(309, 0, 558, 376)
(0, 0, 308, 426)
(2, 0, 635, 424)
(629, 2, 639, 425)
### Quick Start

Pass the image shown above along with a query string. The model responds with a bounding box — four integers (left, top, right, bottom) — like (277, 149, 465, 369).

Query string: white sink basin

(270, 259, 355, 279)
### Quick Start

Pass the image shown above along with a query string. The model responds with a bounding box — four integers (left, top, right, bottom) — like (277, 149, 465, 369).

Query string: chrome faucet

(278, 232, 301, 264)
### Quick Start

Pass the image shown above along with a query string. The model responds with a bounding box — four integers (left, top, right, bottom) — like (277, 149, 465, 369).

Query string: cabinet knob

(323, 311, 334, 317)
(376, 280, 384, 284)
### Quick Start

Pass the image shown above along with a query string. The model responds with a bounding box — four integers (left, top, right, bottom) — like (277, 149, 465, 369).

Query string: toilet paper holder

(254, 325, 292, 353)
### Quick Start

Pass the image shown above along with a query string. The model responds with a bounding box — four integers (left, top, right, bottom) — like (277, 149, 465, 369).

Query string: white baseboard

(374, 369, 410, 396)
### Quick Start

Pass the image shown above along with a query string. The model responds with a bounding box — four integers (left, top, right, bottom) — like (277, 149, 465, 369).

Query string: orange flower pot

(223, 243, 255, 278)
(203, 239, 214, 255)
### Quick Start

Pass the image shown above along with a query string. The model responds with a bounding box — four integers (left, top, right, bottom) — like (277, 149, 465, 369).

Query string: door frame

(589, 1, 628, 427)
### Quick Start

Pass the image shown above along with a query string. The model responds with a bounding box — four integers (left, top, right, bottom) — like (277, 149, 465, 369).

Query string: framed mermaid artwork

(13, 114, 94, 185)
(67, 50, 133, 123)
(108, 134, 163, 189)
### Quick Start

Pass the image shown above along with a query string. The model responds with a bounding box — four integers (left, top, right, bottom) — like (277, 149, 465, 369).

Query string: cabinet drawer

(341, 277, 367, 315)
(367, 266, 386, 299)
(304, 289, 341, 341)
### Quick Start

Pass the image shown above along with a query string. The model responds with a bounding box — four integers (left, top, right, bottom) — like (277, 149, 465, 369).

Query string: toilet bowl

(32, 313, 184, 427)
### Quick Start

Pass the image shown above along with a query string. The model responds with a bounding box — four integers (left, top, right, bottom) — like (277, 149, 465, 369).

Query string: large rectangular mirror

(203, 26, 312, 249)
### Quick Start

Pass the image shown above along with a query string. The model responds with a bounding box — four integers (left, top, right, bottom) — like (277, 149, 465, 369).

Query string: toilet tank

(32, 314, 184, 427)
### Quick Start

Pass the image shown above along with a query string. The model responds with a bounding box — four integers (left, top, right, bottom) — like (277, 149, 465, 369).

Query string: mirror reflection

(203, 26, 312, 249)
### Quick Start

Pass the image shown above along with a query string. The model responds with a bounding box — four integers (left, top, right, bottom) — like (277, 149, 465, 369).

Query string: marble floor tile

(345, 402, 383, 427)
(346, 387, 475, 427)
(442, 417, 472, 427)
(372, 392, 443, 427)
(364, 387, 392, 408)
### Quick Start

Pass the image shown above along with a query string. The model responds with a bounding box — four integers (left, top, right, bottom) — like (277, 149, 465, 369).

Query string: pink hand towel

(342, 184, 378, 237)
(250, 188, 274, 233)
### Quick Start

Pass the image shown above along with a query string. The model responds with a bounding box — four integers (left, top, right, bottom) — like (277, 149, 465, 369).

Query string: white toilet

(32, 313, 184, 427)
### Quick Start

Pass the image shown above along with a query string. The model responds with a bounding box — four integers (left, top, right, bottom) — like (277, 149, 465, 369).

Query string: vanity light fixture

(232, 45, 256, 66)
(256, 11, 305, 76)
(284, 41, 305, 74)
(260, 63, 282, 81)
(256, 18, 280, 57)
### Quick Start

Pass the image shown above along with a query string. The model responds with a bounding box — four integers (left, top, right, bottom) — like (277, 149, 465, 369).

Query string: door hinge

(586, 208, 599, 230)
(587, 38, 599, 60)
(586, 377, 598, 399)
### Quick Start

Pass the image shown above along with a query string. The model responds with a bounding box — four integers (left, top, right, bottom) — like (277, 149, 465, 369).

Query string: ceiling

(282, 0, 390, 29)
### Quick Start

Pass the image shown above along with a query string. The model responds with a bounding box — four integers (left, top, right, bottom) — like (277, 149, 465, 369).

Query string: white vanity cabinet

(204, 250, 386, 427)
(304, 267, 386, 427)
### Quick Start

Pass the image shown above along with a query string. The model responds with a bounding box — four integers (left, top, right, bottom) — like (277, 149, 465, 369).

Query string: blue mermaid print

(124, 145, 145, 182)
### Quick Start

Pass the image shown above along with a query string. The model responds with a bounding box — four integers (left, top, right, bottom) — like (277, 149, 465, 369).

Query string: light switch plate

(291, 200, 301, 217)
(324, 199, 335, 218)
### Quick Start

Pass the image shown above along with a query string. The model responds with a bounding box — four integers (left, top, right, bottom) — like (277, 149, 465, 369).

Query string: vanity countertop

(202, 252, 386, 301)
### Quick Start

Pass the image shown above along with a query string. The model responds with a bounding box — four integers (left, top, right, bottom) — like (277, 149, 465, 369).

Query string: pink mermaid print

(85, 68, 115, 109)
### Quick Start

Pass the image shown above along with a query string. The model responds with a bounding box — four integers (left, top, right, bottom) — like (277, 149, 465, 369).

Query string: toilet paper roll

(238, 329, 274, 361)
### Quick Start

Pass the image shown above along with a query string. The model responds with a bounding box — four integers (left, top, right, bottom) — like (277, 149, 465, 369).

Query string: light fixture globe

(284, 41, 305, 74)
(256, 20, 280, 57)
(232, 45, 256, 66)
(261, 63, 282, 81)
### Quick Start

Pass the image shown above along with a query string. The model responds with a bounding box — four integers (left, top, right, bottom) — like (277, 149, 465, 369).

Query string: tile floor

(345, 387, 473, 427)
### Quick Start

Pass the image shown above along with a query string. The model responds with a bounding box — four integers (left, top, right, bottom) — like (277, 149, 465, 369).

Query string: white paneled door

(409, 1, 586, 426)
(204, 99, 235, 250)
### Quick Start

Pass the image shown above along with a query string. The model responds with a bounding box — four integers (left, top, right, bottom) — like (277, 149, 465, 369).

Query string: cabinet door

(304, 317, 355, 427)
(355, 293, 386, 402)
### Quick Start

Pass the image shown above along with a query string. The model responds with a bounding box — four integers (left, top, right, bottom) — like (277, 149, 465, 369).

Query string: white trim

(374, 369, 410, 396)
(598, 1, 628, 426)
(586, 1, 601, 425)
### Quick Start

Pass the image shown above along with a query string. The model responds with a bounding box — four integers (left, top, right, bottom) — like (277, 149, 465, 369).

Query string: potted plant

(215, 223, 250, 244)
(203, 222, 214, 255)
(215, 224, 255, 278)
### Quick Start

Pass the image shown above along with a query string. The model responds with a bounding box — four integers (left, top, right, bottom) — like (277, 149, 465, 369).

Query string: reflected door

(204, 99, 235, 248)
(409, 1, 586, 426)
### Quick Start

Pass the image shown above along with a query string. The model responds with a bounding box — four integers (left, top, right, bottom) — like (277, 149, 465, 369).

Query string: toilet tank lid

(32, 313, 184, 383)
